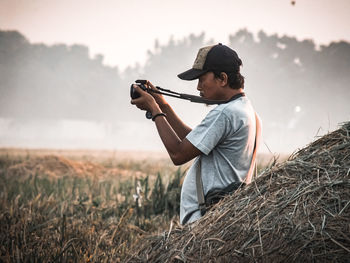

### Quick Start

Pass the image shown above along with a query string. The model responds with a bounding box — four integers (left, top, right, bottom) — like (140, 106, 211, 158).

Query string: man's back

(180, 96, 256, 224)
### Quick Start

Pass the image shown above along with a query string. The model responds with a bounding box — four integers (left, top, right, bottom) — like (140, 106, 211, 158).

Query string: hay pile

(4, 155, 105, 179)
(127, 122, 350, 262)
(4, 155, 147, 180)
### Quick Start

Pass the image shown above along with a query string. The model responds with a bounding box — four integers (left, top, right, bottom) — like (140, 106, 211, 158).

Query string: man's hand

(130, 85, 161, 115)
(145, 81, 168, 107)
(130, 83, 200, 165)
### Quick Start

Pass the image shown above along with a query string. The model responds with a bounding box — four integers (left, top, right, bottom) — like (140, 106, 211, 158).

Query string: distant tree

(0, 30, 125, 121)
(0, 29, 349, 148)
(228, 29, 350, 147)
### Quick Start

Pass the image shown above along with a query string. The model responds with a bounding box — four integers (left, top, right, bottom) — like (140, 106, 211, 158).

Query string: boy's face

(197, 72, 225, 100)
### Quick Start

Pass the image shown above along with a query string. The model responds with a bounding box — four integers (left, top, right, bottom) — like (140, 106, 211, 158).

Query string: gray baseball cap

(178, 43, 242, 81)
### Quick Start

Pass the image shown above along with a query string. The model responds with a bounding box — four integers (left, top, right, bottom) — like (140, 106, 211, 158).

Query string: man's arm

(131, 85, 201, 165)
(153, 115, 201, 165)
(158, 103, 192, 140)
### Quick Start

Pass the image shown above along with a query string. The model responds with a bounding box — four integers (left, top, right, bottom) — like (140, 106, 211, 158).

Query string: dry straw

(0, 151, 181, 261)
(127, 122, 350, 262)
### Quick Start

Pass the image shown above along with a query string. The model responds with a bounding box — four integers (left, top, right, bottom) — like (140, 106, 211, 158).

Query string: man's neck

(222, 88, 244, 101)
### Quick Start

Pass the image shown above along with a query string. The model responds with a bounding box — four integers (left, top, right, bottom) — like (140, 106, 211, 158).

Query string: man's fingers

(131, 97, 142, 105)
(131, 98, 147, 111)
(146, 80, 156, 90)
(133, 84, 146, 93)
(130, 83, 156, 109)
(131, 85, 147, 104)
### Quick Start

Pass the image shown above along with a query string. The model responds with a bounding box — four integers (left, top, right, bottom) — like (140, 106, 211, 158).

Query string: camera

(130, 80, 147, 99)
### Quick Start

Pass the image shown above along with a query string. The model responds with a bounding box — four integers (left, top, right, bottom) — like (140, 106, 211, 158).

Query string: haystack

(4, 155, 146, 180)
(4, 155, 105, 179)
(127, 122, 350, 262)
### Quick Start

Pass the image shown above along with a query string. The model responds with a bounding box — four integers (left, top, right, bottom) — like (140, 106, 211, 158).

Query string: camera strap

(135, 79, 245, 105)
(151, 87, 245, 105)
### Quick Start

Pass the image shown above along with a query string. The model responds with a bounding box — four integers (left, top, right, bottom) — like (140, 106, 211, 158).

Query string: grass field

(0, 148, 285, 262)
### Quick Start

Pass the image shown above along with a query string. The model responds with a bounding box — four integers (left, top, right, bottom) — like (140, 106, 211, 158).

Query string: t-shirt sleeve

(186, 109, 230, 155)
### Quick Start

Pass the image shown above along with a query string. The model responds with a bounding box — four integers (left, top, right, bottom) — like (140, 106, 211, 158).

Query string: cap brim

(177, 68, 207, 80)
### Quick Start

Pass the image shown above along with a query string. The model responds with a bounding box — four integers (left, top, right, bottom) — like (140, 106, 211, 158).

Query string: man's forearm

(154, 116, 183, 164)
(159, 103, 192, 140)
(152, 115, 200, 166)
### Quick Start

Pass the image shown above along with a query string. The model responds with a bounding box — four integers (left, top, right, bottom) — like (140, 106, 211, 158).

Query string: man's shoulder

(216, 97, 252, 117)
(198, 97, 253, 129)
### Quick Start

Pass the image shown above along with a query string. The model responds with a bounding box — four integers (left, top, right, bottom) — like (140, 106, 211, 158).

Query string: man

(131, 43, 259, 224)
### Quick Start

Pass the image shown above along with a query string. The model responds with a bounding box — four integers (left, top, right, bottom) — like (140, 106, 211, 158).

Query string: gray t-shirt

(180, 96, 256, 224)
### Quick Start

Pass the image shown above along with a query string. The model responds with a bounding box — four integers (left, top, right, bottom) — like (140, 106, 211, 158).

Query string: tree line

(1, 29, 349, 147)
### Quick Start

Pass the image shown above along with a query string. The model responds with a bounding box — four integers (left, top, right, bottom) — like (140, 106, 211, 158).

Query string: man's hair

(212, 70, 245, 90)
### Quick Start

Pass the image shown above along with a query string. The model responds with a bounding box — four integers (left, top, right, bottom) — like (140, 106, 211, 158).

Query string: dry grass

(0, 149, 186, 262)
(126, 122, 350, 262)
(0, 148, 177, 179)
(0, 142, 291, 262)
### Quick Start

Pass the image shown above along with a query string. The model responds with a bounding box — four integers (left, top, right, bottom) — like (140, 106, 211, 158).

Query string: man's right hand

(145, 80, 168, 107)
(130, 85, 162, 116)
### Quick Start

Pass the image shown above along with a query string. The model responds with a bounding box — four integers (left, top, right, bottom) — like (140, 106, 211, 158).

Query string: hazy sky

(1, 0, 350, 70)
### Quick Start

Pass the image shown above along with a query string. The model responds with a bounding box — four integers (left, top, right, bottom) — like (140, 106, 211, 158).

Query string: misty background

(0, 29, 349, 154)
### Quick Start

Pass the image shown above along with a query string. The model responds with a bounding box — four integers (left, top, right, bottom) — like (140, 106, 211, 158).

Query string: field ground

(0, 148, 288, 262)
(0, 147, 289, 170)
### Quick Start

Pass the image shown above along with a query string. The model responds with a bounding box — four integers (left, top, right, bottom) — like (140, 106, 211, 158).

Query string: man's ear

(219, 72, 228, 87)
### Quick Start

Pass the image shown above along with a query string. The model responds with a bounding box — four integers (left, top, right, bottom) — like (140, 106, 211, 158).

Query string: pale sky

(1, 0, 350, 70)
